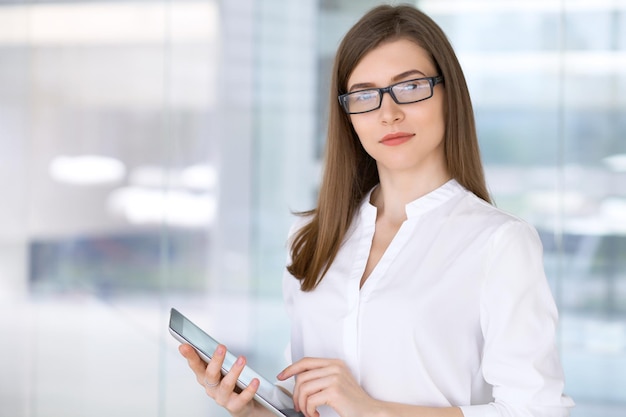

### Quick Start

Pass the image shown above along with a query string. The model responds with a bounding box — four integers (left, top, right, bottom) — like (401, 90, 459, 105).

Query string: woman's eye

(353, 91, 377, 102)
(399, 82, 423, 91)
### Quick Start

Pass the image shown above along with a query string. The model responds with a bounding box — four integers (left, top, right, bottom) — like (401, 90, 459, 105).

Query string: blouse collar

(360, 179, 464, 221)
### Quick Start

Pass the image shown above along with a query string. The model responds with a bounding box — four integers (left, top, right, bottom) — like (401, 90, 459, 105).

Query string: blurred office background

(0, 0, 624, 416)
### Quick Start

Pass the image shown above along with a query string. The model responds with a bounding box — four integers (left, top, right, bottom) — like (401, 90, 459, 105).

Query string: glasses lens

(344, 90, 380, 113)
(392, 79, 432, 103)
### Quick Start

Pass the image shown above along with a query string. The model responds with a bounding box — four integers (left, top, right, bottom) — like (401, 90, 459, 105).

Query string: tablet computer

(169, 308, 303, 417)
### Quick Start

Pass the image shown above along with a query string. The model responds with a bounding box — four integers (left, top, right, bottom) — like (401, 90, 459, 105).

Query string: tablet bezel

(168, 308, 301, 417)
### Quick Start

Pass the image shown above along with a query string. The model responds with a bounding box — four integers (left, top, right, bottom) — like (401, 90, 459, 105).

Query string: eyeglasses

(338, 75, 444, 115)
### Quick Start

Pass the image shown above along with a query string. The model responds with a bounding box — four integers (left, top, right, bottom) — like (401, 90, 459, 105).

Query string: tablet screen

(169, 308, 300, 416)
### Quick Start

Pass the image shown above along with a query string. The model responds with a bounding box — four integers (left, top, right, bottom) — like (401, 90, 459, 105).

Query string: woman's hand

(179, 343, 267, 417)
(277, 357, 381, 417)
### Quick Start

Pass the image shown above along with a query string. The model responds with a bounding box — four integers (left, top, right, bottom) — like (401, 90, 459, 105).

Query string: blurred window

(0, 1, 623, 416)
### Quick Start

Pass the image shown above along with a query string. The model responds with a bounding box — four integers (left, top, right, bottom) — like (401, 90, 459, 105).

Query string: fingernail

(216, 345, 225, 355)
(236, 356, 245, 365)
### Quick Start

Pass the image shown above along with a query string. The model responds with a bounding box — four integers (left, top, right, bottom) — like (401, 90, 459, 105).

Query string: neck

(371, 168, 451, 224)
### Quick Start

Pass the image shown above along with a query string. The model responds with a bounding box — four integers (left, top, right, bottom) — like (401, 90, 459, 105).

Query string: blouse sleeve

(460, 221, 574, 417)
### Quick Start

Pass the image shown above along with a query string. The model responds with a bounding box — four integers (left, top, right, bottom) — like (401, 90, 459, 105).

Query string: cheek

(431, 109, 446, 137)
(349, 117, 371, 146)
(417, 102, 446, 137)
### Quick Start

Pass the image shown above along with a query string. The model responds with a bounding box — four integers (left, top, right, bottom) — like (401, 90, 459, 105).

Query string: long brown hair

(287, 4, 491, 291)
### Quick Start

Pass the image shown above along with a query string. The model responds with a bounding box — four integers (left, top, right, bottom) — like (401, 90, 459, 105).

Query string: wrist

(250, 402, 275, 417)
(368, 399, 392, 417)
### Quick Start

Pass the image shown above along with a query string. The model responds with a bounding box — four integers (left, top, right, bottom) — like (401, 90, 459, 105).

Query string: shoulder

(457, 194, 547, 282)
(459, 186, 535, 227)
(448, 185, 542, 249)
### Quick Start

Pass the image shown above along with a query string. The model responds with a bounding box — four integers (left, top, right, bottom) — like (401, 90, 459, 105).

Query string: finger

(213, 355, 247, 405)
(278, 358, 308, 380)
(293, 376, 313, 416)
(278, 357, 334, 380)
(179, 344, 208, 383)
(230, 378, 260, 411)
(179, 343, 206, 366)
(291, 366, 342, 415)
(298, 374, 333, 410)
(203, 345, 227, 389)
(293, 379, 328, 417)
(295, 366, 332, 387)
(304, 390, 324, 417)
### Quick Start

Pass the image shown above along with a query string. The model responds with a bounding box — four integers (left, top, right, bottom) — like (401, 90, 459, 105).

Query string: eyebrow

(348, 69, 427, 92)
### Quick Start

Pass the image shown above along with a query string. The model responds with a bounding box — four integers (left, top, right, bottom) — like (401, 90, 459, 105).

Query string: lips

(380, 132, 414, 146)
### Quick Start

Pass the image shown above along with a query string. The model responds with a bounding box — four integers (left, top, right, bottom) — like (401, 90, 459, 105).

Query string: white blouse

(282, 180, 574, 417)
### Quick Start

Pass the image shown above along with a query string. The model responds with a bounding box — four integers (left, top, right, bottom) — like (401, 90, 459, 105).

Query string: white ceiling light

(603, 154, 626, 172)
(107, 186, 216, 227)
(419, 0, 626, 14)
(0, 1, 218, 45)
(50, 154, 126, 185)
(600, 198, 626, 223)
(563, 198, 626, 236)
(129, 164, 217, 190)
(526, 190, 587, 214)
(128, 165, 168, 188)
(180, 164, 217, 190)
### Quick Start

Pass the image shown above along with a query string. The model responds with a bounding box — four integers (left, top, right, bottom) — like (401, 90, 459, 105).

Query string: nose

(378, 91, 404, 124)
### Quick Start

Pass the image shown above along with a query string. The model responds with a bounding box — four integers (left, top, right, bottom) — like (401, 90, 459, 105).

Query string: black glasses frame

(338, 75, 444, 115)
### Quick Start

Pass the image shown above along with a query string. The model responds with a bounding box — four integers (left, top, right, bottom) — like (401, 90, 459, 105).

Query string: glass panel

(417, 1, 626, 415)
(0, 1, 219, 415)
(0, 1, 623, 416)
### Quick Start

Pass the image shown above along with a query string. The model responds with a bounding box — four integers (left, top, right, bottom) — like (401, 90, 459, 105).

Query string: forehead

(348, 38, 435, 86)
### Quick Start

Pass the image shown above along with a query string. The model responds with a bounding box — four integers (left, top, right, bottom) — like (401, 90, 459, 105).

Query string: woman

(180, 4, 574, 417)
